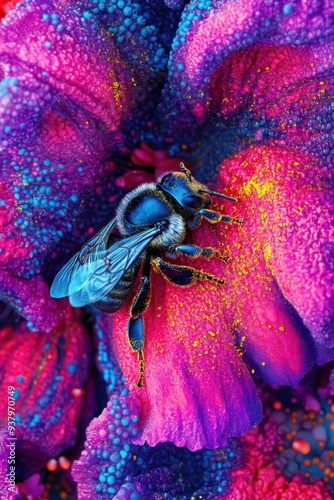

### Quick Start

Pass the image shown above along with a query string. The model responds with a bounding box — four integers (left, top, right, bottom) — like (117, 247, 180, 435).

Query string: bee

(50, 163, 243, 387)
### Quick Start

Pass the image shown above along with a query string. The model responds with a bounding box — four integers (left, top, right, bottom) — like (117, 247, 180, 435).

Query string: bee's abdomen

(93, 265, 139, 314)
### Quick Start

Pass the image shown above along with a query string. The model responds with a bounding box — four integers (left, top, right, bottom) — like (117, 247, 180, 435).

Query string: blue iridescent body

(50, 163, 242, 386)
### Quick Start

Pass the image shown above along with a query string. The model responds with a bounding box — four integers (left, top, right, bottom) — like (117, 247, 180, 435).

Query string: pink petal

(0, 304, 90, 467)
(217, 146, 333, 347)
(131, 148, 155, 166)
(108, 277, 262, 451)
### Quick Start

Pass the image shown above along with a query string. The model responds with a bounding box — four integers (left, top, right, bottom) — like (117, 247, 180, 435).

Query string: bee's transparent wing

(50, 217, 117, 299)
(67, 226, 161, 307)
(51, 222, 160, 307)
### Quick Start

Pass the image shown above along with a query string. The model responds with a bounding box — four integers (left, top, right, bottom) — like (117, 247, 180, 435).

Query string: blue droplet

(67, 363, 77, 374)
(283, 3, 293, 15)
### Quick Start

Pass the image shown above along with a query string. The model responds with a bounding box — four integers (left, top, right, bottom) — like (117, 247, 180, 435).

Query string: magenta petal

(107, 279, 262, 451)
(218, 146, 333, 348)
(0, 1, 131, 148)
(0, 305, 90, 468)
(24, 474, 44, 497)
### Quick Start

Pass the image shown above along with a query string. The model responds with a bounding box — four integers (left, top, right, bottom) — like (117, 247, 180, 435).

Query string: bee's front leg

(199, 209, 244, 225)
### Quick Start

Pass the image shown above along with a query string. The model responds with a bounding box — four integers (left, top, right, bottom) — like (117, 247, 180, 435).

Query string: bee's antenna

(199, 189, 237, 202)
(179, 162, 192, 180)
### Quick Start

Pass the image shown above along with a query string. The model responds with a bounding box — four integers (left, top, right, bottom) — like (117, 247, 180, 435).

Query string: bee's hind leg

(166, 244, 230, 262)
(128, 258, 151, 388)
(153, 257, 225, 287)
(127, 316, 145, 388)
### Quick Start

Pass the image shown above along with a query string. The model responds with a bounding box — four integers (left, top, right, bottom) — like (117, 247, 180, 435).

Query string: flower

(0, 0, 333, 497)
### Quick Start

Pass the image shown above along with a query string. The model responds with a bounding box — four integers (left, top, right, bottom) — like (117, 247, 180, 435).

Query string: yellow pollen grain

(251, 369, 255, 374)
(193, 341, 199, 347)
(279, 326, 285, 331)
(261, 362, 266, 366)
(243, 174, 274, 198)
(263, 242, 272, 267)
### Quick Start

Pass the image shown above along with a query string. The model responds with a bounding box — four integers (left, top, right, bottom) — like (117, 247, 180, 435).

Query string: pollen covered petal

(217, 146, 333, 349)
(107, 282, 262, 451)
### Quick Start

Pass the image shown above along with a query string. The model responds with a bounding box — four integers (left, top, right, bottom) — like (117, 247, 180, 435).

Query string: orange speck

(46, 458, 58, 472)
(313, 457, 320, 464)
(273, 400, 282, 410)
(58, 456, 71, 470)
(330, 422, 334, 431)
(327, 413, 333, 420)
(304, 459, 311, 467)
(72, 387, 84, 397)
(319, 462, 325, 470)
(292, 438, 311, 455)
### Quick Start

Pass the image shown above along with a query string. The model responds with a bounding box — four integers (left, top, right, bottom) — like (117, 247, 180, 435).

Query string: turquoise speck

(121, 417, 130, 427)
(283, 3, 293, 15)
(98, 473, 107, 483)
(44, 41, 52, 49)
(67, 362, 77, 374)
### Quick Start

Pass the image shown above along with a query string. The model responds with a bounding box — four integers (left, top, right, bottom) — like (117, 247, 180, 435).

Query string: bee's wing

(50, 217, 117, 299)
(67, 226, 161, 307)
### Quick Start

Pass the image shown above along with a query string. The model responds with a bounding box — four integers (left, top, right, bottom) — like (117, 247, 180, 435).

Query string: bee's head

(156, 163, 236, 214)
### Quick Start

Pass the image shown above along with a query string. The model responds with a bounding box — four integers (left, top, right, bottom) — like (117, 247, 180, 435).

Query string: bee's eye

(160, 174, 172, 184)
(182, 194, 203, 209)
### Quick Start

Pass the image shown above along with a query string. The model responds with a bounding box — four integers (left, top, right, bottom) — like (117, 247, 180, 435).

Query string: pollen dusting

(243, 174, 275, 199)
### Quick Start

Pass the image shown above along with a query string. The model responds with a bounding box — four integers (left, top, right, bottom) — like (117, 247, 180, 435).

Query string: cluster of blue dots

(41, 10, 65, 34)
(89, 397, 139, 498)
(94, 316, 125, 396)
(160, 0, 317, 138)
(78, 0, 176, 76)
(2, 152, 81, 276)
(82, 392, 242, 499)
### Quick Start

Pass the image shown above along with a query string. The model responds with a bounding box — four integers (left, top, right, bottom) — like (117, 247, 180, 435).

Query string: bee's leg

(199, 208, 244, 225)
(128, 316, 145, 388)
(130, 258, 151, 318)
(166, 244, 230, 262)
(128, 258, 151, 388)
(153, 257, 225, 287)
